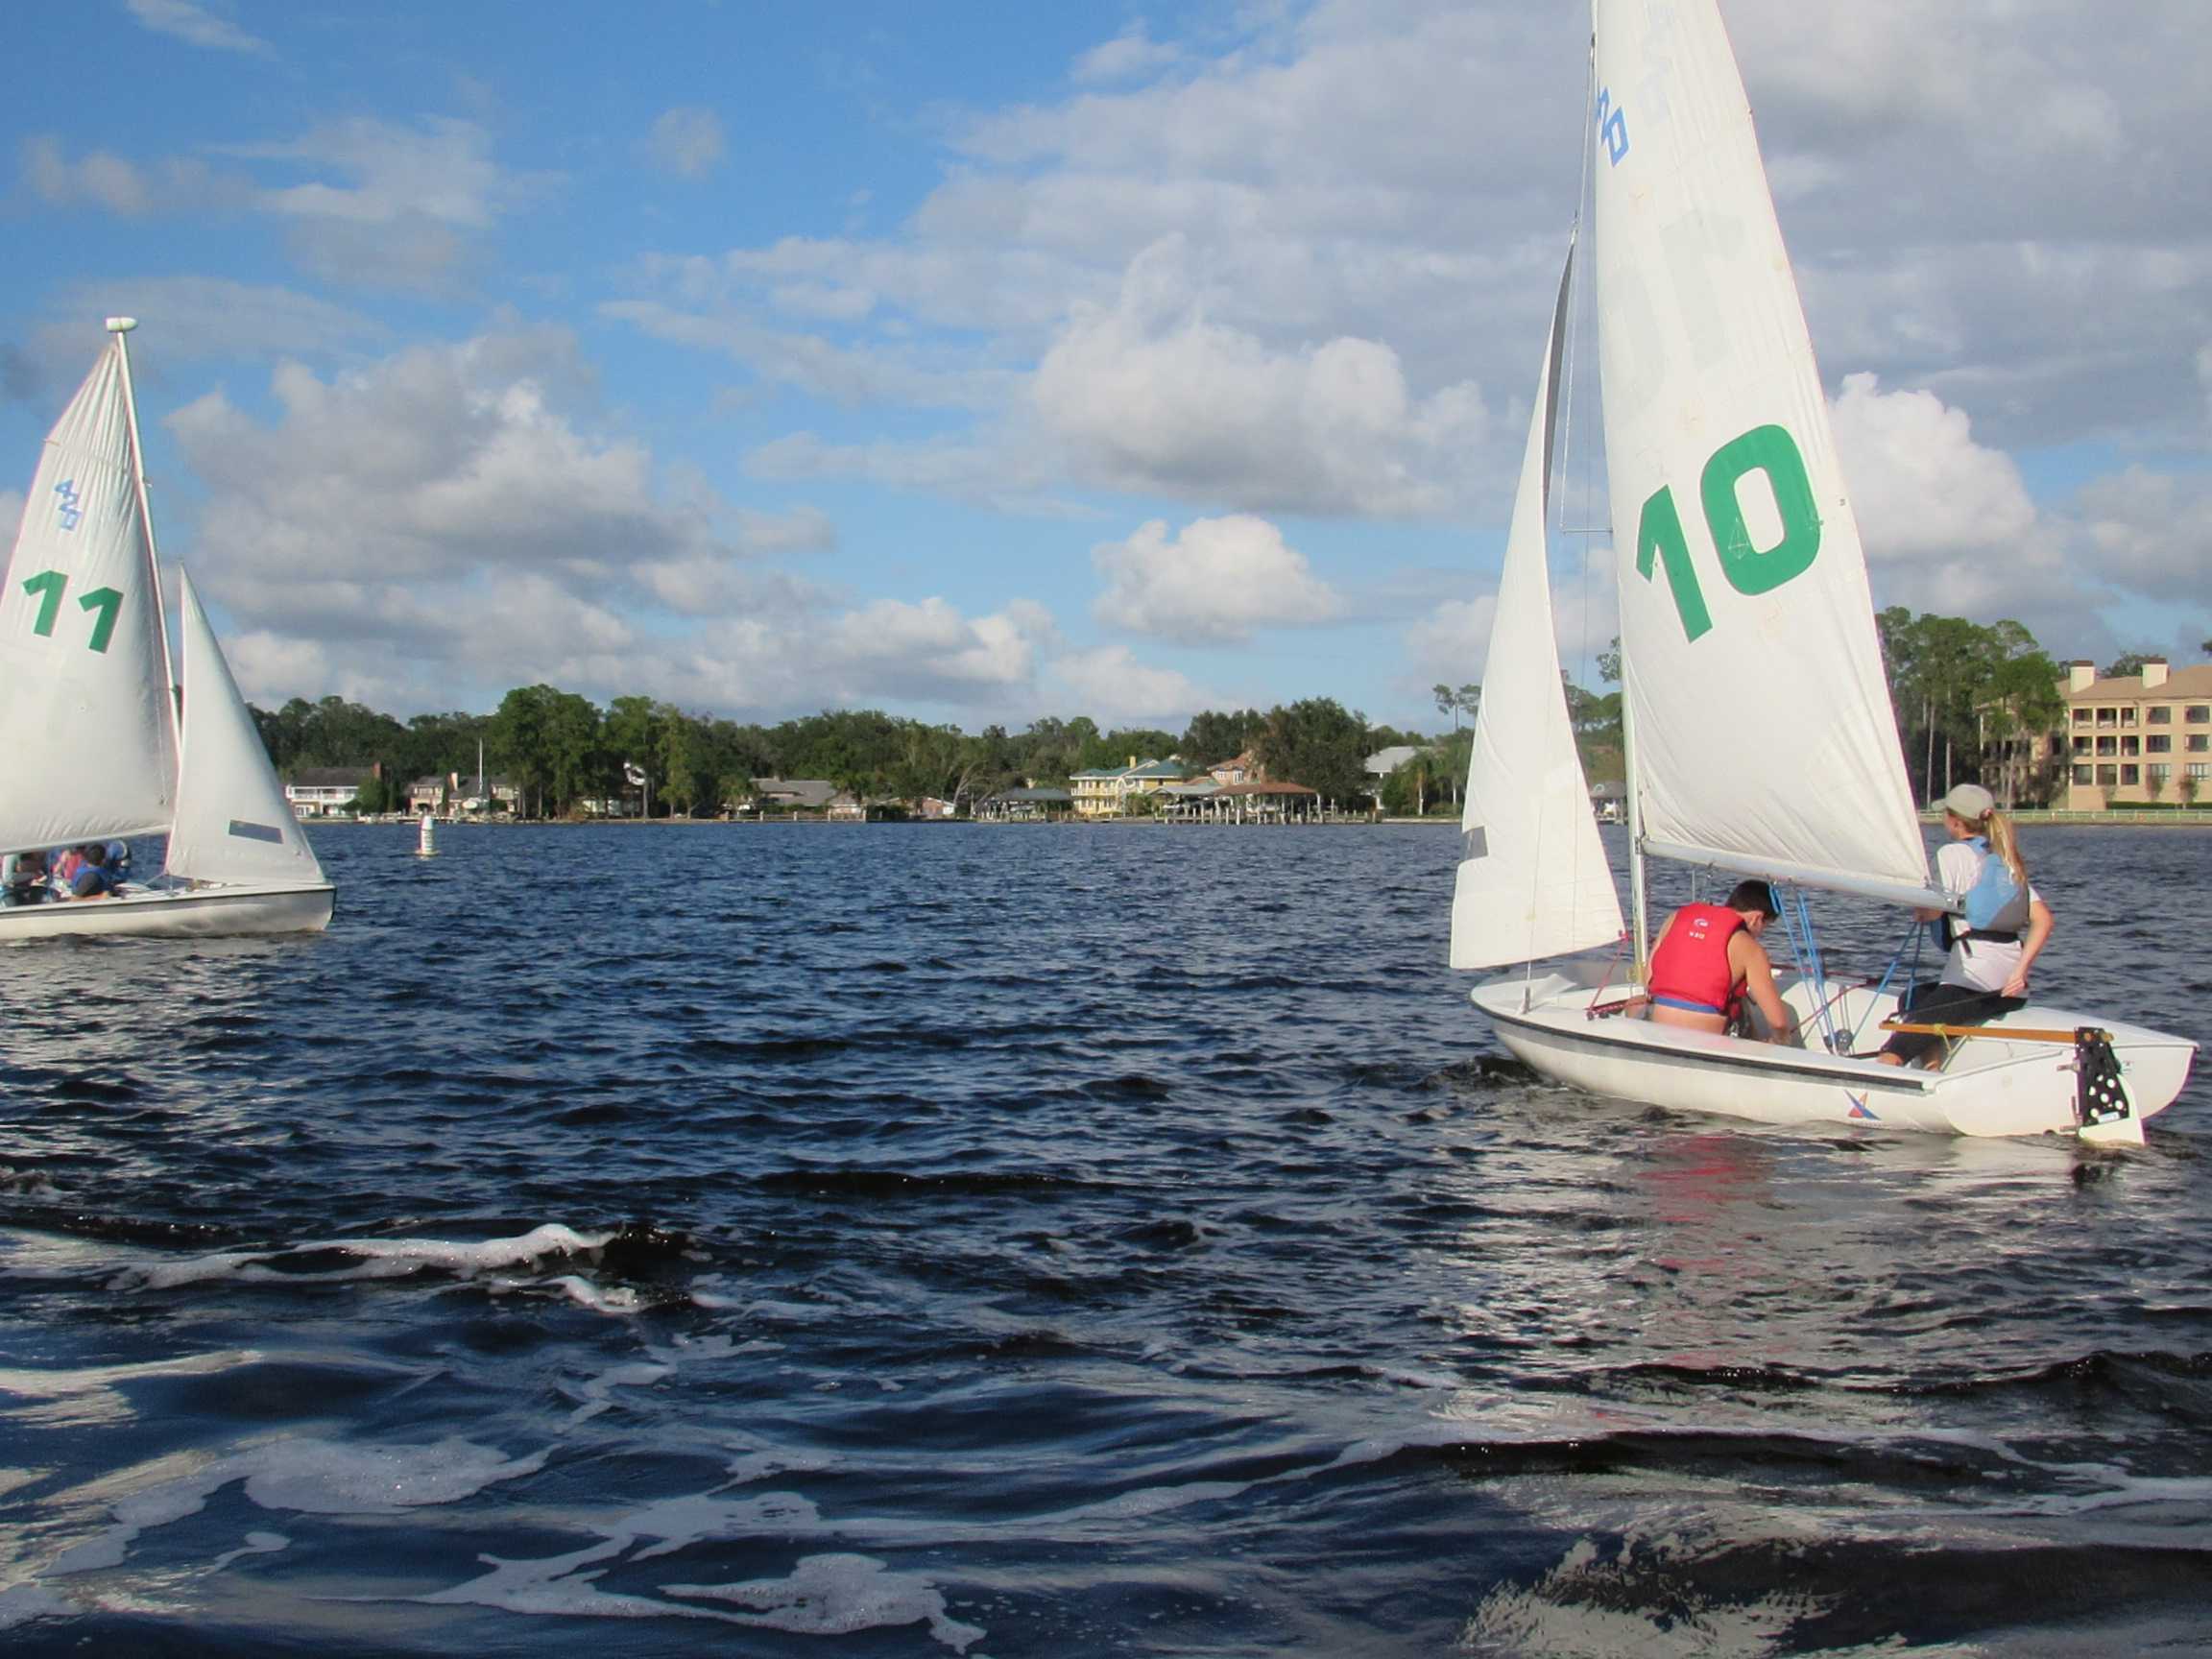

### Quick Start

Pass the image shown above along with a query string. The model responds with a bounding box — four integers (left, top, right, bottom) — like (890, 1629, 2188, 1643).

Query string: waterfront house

(285, 766, 376, 819)
(733, 779, 840, 817)
(407, 772, 518, 817)
(1207, 750, 1263, 787)
(1070, 757, 1192, 818)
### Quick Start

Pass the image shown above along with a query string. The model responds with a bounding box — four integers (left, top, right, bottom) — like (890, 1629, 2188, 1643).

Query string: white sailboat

(1454, 0, 2195, 1141)
(0, 320, 333, 940)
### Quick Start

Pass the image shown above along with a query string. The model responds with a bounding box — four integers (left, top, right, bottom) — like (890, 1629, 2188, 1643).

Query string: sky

(4, 0, 2208, 735)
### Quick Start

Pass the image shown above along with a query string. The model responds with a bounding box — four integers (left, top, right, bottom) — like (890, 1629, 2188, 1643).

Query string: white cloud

(820, 597, 1055, 703)
(1072, 23, 1181, 86)
(2074, 468, 2212, 596)
(1033, 236, 1489, 515)
(138, 328, 1058, 717)
(1827, 372, 2089, 626)
(602, 300, 1013, 411)
(237, 117, 505, 229)
(21, 135, 230, 216)
(33, 279, 382, 376)
(1830, 373, 2038, 563)
(1092, 515, 1340, 642)
(168, 336, 689, 594)
(26, 116, 527, 292)
(125, 0, 272, 57)
(648, 107, 727, 180)
(1047, 645, 1219, 726)
(1402, 556, 1618, 697)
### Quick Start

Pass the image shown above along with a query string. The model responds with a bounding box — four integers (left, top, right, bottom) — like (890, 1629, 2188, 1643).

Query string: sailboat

(1453, 0, 2195, 1142)
(0, 320, 333, 940)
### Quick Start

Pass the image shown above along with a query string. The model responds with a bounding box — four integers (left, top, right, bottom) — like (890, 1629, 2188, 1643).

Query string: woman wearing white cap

(1876, 782, 2054, 1066)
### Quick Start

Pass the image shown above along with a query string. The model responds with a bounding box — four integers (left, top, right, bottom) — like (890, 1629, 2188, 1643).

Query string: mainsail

(0, 343, 176, 853)
(1451, 251, 1624, 970)
(1591, 0, 1938, 906)
(166, 569, 327, 888)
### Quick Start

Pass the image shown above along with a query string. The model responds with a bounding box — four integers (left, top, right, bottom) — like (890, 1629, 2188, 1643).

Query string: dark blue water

(3, 823, 2209, 1654)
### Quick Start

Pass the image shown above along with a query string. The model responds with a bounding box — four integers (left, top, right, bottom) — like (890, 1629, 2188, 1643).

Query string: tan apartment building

(2052, 658, 2212, 809)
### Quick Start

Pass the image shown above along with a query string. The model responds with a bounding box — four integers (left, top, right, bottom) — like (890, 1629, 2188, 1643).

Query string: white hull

(1474, 961, 2196, 1141)
(0, 882, 333, 942)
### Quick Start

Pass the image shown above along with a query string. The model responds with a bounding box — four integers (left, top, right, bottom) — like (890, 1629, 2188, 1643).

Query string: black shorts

(1879, 980, 2024, 1066)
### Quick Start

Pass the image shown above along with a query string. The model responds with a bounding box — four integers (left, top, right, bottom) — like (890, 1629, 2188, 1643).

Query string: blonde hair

(1953, 803, 2027, 885)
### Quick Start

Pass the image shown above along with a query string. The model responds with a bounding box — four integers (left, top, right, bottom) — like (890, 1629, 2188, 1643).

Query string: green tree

(2101, 650, 2160, 679)
(1255, 697, 1369, 808)
(1182, 708, 1264, 763)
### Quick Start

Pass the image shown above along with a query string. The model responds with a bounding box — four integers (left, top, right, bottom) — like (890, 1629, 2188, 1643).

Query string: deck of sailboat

(1472, 964, 2196, 1139)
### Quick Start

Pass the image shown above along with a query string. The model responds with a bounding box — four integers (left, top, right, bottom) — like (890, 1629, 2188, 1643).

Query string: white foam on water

(529, 1275, 648, 1316)
(0, 1581, 79, 1631)
(565, 1361, 674, 1424)
(44, 1436, 547, 1576)
(666, 1552, 986, 1651)
(206, 1531, 288, 1572)
(418, 1539, 718, 1621)
(1031, 1479, 1251, 1526)
(599, 1491, 824, 1560)
(721, 1448, 835, 1487)
(120, 1224, 618, 1292)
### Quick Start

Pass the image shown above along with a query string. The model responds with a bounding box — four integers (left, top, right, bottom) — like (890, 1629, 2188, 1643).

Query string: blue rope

(1781, 887, 1843, 1053)
(1839, 915, 1926, 1054)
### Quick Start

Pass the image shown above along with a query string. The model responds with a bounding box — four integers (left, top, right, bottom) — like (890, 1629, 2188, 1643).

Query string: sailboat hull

(0, 882, 333, 942)
(1474, 965, 2196, 1141)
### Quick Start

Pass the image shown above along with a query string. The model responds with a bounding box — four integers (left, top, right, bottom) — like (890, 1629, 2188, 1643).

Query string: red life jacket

(1648, 902, 1746, 1015)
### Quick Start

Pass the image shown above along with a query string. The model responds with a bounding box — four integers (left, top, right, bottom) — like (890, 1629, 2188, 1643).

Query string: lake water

(2, 822, 2208, 1655)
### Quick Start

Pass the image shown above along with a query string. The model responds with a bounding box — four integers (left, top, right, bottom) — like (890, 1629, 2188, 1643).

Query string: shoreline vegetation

(259, 620, 2203, 825)
(334, 809, 2212, 829)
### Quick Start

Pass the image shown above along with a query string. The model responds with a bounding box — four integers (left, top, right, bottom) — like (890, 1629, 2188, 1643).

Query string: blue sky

(5, 0, 2208, 733)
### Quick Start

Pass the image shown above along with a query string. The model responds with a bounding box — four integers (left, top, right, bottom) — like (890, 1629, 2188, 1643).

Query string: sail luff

(1592, 0, 1932, 899)
(109, 321, 184, 803)
(1451, 245, 1624, 971)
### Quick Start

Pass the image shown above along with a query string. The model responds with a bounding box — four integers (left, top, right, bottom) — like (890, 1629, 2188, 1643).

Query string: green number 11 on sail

(1635, 422, 1821, 642)
(21, 569, 124, 654)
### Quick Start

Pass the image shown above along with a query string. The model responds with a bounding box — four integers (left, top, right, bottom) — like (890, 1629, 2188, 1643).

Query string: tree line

(252, 690, 1430, 818)
(249, 611, 2128, 820)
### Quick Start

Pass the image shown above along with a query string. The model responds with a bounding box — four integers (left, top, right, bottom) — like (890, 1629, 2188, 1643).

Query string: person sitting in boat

(66, 843, 124, 902)
(1875, 783, 2052, 1068)
(1645, 879, 1799, 1044)
(50, 845, 87, 887)
(2, 849, 51, 906)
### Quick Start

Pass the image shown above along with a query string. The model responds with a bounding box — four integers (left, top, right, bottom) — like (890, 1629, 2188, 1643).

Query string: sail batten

(1593, 0, 1931, 899)
(1451, 247, 1624, 971)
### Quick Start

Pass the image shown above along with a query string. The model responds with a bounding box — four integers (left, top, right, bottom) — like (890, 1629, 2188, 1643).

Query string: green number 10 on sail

(1635, 421, 1821, 642)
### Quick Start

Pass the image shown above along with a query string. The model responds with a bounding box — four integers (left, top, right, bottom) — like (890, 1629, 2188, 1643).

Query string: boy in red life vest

(1644, 879, 1799, 1045)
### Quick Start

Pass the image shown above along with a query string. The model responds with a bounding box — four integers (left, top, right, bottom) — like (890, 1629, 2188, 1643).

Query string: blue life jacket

(1956, 836, 2029, 941)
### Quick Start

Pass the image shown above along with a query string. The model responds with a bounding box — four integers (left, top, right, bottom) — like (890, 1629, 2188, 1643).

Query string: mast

(1622, 669, 1650, 977)
(107, 316, 183, 792)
